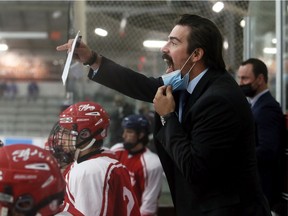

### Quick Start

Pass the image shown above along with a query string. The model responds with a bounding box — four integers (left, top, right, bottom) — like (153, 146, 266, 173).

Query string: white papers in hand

(61, 31, 80, 86)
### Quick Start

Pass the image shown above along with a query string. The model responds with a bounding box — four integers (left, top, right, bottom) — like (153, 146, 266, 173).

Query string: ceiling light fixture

(0, 32, 48, 39)
(119, 16, 127, 37)
(52, 11, 62, 19)
(240, 19, 245, 28)
(263, 47, 276, 54)
(143, 40, 166, 49)
(223, 40, 229, 50)
(94, 28, 108, 37)
(0, 43, 8, 51)
(212, 2, 224, 13)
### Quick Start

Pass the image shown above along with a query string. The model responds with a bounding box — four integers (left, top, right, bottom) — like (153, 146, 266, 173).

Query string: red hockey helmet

(59, 101, 110, 144)
(48, 102, 110, 166)
(0, 144, 65, 216)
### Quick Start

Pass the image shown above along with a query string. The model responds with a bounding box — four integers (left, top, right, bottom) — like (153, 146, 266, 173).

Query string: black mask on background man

(239, 83, 257, 98)
(123, 141, 138, 151)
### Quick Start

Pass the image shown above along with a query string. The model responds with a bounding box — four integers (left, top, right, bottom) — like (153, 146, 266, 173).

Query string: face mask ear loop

(187, 62, 196, 74)
(179, 51, 196, 77)
(180, 53, 193, 71)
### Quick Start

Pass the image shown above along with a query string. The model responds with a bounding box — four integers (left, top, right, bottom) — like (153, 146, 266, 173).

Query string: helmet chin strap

(74, 138, 96, 161)
(80, 138, 96, 152)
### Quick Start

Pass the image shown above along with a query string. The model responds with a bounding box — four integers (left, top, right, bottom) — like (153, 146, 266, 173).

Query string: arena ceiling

(0, 1, 249, 80)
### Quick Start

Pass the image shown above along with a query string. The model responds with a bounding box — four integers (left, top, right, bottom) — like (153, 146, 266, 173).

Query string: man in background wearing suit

(237, 58, 286, 212)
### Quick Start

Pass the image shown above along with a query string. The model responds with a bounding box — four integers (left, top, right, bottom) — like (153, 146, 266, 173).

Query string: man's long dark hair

(175, 14, 226, 70)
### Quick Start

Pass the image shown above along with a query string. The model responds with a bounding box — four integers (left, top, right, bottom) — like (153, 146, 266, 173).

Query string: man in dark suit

(57, 14, 271, 216)
(237, 58, 286, 211)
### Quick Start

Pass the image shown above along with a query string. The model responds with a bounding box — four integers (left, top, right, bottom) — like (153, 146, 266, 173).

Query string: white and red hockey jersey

(110, 143, 163, 216)
(57, 149, 140, 216)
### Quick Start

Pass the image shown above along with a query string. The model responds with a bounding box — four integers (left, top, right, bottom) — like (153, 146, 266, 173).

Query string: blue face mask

(162, 52, 196, 91)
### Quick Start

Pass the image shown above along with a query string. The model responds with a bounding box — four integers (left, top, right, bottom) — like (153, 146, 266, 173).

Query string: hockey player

(111, 114, 163, 216)
(49, 101, 140, 216)
(0, 144, 65, 216)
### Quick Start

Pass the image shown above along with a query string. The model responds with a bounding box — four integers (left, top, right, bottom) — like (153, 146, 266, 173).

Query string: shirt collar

(187, 68, 208, 94)
(247, 89, 269, 107)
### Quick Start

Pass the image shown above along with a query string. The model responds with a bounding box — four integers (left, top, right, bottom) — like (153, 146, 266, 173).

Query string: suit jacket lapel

(182, 69, 225, 120)
(252, 91, 270, 110)
(173, 90, 181, 116)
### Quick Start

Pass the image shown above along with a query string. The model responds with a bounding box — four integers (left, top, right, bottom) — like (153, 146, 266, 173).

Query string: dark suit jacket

(251, 91, 286, 207)
(88, 57, 271, 216)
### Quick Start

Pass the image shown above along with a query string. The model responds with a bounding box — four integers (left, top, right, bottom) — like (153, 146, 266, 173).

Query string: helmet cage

(48, 123, 77, 168)
(49, 123, 104, 167)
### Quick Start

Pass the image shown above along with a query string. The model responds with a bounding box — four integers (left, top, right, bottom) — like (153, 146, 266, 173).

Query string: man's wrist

(160, 112, 175, 126)
(83, 50, 98, 66)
